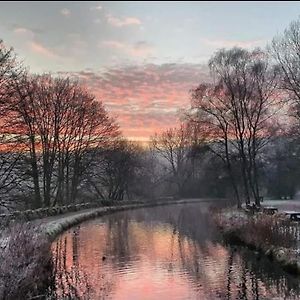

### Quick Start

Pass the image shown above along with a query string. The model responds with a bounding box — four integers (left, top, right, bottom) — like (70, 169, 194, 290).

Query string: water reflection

(50, 203, 300, 299)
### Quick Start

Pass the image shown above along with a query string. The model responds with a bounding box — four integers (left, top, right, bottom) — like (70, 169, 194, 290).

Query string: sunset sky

(1, 1, 300, 140)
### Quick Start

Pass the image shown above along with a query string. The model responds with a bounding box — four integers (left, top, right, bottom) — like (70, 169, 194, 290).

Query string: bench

(284, 211, 300, 221)
(262, 207, 278, 215)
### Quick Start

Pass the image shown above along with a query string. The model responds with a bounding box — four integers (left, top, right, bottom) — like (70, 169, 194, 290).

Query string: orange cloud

(101, 40, 155, 57)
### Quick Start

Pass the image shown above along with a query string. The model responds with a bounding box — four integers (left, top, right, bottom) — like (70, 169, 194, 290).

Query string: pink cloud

(28, 41, 58, 59)
(106, 14, 141, 27)
(14, 27, 30, 34)
(13, 27, 35, 39)
(101, 40, 155, 57)
(60, 63, 209, 140)
(101, 40, 126, 49)
(131, 41, 154, 57)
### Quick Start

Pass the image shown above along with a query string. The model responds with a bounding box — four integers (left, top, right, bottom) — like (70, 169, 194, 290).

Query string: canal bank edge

(214, 209, 300, 276)
(43, 199, 208, 241)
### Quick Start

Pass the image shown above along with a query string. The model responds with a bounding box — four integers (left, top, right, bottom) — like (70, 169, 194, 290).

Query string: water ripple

(50, 203, 300, 300)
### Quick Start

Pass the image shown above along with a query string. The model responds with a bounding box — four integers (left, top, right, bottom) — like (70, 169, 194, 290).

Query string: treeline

(151, 18, 300, 207)
(2, 17, 300, 211)
(0, 43, 152, 211)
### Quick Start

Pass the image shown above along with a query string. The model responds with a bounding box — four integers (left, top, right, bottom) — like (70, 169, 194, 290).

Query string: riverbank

(50, 200, 300, 300)
(42, 198, 209, 241)
(0, 198, 211, 299)
(213, 208, 300, 275)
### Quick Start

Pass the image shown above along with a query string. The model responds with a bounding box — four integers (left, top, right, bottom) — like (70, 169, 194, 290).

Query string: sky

(1, 1, 300, 140)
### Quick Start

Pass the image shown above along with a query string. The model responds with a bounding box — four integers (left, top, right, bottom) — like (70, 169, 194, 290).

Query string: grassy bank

(213, 208, 300, 275)
(0, 222, 52, 299)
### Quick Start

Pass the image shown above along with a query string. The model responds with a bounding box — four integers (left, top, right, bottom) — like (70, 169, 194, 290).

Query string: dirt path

(37, 198, 213, 239)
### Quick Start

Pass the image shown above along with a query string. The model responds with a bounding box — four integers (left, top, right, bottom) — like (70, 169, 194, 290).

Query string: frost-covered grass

(0, 222, 52, 300)
(215, 209, 300, 248)
(214, 208, 300, 274)
(0, 201, 125, 227)
(44, 205, 123, 240)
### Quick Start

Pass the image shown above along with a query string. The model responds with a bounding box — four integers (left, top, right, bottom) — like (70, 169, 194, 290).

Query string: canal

(49, 202, 300, 299)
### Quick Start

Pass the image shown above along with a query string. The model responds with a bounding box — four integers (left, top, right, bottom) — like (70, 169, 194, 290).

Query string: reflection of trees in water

(50, 215, 139, 299)
(237, 248, 300, 299)
(174, 231, 300, 298)
(49, 203, 300, 299)
(49, 232, 93, 299)
(49, 226, 114, 299)
(72, 227, 79, 268)
(105, 214, 132, 267)
(103, 209, 157, 268)
(136, 204, 300, 299)
(123, 203, 220, 244)
(226, 251, 234, 300)
(217, 247, 300, 300)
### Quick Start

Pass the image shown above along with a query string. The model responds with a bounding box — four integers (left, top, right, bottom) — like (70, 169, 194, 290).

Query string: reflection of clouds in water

(50, 203, 300, 299)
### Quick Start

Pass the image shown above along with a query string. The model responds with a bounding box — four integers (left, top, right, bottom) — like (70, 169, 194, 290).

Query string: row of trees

(151, 18, 300, 207)
(0, 42, 151, 210)
(2, 17, 300, 211)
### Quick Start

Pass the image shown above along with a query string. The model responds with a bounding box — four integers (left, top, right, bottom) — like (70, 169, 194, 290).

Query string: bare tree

(7, 74, 119, 207)
(84, 140, 141, 201)
(150, 123, 203, 197)
(190, 48, 280, 207)
(190, 83, 242, 206)
(270, 18, 300, 133)
(0, 40, 23, 210)
(58, 83, 120, 204)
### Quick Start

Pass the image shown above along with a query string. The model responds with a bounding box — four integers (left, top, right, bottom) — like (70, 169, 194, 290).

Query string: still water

(50, 202, 300, 299)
